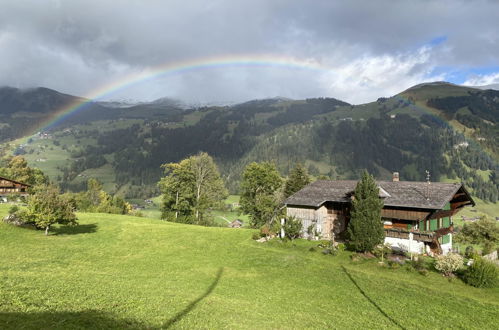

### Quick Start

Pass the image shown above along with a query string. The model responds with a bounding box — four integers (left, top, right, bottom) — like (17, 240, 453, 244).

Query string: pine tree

(347, 171, 384, 252)
(284, 163, 311, 198)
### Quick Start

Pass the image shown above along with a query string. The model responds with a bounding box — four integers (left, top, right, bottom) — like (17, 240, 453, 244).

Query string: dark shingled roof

(285, 180, 472, 210)
(0, 176, 31, 187)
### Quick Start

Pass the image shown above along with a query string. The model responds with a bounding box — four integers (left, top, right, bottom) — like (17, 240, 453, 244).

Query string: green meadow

(0, 204, 498, 329)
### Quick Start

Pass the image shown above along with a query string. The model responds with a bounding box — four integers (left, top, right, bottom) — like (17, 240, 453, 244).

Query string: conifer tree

(284, 163, 311, 198)
(347, 171, 384, 252)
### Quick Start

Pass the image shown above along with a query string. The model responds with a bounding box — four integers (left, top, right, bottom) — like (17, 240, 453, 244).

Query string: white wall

(384, 237, 425, 254)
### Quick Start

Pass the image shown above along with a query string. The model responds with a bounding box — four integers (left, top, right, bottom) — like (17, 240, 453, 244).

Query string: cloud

(0, 0, 497, 103)
(320, 46, 446, 103)
(463, 72, 499, 87)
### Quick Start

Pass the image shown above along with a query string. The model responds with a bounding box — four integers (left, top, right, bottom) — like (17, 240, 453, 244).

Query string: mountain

(0, 83, 497, 202)
(0, 86, 117, 140)
(0, 86, 80, 115)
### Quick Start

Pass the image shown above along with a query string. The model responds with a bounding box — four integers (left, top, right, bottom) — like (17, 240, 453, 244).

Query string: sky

(0, 0, 498, 105)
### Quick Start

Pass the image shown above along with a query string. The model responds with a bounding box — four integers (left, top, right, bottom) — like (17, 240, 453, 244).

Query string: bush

(465, 246, 475, 258)
(434, 253, 464, 276)
(418, 269, 429, 276)
(251, 232, 261, 240)
(282, 216, 302, 240)
(387, 260, 400, 269)
(463, 256, 498, 288)
(482, 241, 494, 255)
(373, 244, 391, 262)
(8, 205, 19, 215)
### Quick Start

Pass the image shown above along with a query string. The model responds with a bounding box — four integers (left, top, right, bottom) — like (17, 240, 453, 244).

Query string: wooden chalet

(0, 176, 30, 201)
(285, 174, 475, 254)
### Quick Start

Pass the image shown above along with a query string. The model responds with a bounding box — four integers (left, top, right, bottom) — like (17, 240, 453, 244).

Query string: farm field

(1, 204, 498, 329)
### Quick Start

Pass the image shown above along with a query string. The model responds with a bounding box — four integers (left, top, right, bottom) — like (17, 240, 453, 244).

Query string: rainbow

(33, 54, 329, 135)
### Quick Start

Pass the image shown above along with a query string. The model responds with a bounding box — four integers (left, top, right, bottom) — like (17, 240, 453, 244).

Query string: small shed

(228, 219, 243, 228)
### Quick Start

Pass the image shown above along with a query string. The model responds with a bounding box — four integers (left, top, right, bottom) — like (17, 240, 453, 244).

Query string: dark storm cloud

(0, 0, 497, 104)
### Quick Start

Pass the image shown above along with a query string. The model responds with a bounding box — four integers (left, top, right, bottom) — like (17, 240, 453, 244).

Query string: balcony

(384, 228, 435, 243)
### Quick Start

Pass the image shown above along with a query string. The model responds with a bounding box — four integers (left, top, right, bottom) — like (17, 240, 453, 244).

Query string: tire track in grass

(341, 266, 405, 330)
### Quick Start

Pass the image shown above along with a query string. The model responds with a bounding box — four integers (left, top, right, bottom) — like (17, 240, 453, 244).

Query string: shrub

(373, 244, 391, 262)
(418, 269, 429, 276)
(465, 246, 475, 258)
(410, 257, 430, 276)
(8, 205, 19, 215)
(482, 241, 494, 255)
(307, 224, 315, 236)
(387, 260, 400, 269)
(434, 253, 464, 276)
(463, 256, 498, 288)
(282, 216, 302, 240)
(259, 224, 272, 237)
(251, 232, 261, 240)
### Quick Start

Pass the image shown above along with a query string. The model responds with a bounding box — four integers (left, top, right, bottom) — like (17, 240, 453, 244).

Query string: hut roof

(0, 176, 31, 187)
(285, 180, 474, 210)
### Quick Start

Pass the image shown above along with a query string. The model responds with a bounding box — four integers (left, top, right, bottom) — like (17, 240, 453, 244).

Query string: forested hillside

(0, 83, 497, 202)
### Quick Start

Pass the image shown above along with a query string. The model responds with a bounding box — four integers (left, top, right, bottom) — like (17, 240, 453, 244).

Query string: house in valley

(0, 176, 30, 202)
(285, 173, 475, 255)
(228, 219, 244, 228)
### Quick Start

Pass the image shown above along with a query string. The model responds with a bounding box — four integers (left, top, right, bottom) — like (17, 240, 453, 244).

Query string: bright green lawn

(1, 205, 498, 329)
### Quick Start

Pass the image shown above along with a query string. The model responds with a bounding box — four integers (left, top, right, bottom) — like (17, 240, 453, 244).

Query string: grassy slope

(0, 205, 498, 329)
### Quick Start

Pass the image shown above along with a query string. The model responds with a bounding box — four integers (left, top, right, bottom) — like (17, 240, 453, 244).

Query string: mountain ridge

(0, 82, 496, 202)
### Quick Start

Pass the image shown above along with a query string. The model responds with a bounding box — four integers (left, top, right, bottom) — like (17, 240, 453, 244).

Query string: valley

(1, 83, 497, 211)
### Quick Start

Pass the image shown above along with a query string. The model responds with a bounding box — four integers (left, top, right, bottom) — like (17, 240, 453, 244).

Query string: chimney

(392, 172, 399, 182)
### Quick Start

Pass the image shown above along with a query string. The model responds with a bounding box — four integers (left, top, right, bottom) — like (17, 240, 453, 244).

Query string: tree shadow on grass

(0, 310, 147, 329)
(163, 267, 224, 329)
(341, 266, 405, 330)
(52, 223, 98, 235)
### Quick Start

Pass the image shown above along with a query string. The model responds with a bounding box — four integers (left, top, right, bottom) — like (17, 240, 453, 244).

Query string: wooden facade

(285, 180, 475, 250)
(0, 176, 30, 197)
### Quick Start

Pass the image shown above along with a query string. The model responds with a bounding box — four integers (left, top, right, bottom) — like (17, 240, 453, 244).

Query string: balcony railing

(384, 228, 435, 243)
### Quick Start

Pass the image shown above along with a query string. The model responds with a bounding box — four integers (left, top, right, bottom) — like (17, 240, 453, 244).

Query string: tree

(72, 178, 132, 215)
(21, 184, 78, 235)
(284, 162, 311, 198)
(158, 152, 227, 225)
(0, 156, 48, 186)
(455, 217, 498, 245)
(86, 178, 103, 207)
(347, 171, 384, 252)
(240, 162, 283, 228)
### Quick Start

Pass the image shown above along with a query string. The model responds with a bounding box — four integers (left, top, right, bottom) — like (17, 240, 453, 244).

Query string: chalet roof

(0, 176, 31, 187)
(285, 180, 473, 210)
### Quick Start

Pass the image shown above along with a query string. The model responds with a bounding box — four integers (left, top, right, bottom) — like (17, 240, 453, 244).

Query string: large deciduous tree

(347, 171, 384, 252)
(159, 152, 227, 225)
(240, 162, 283, 228)
(284, 162, 311, 198)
